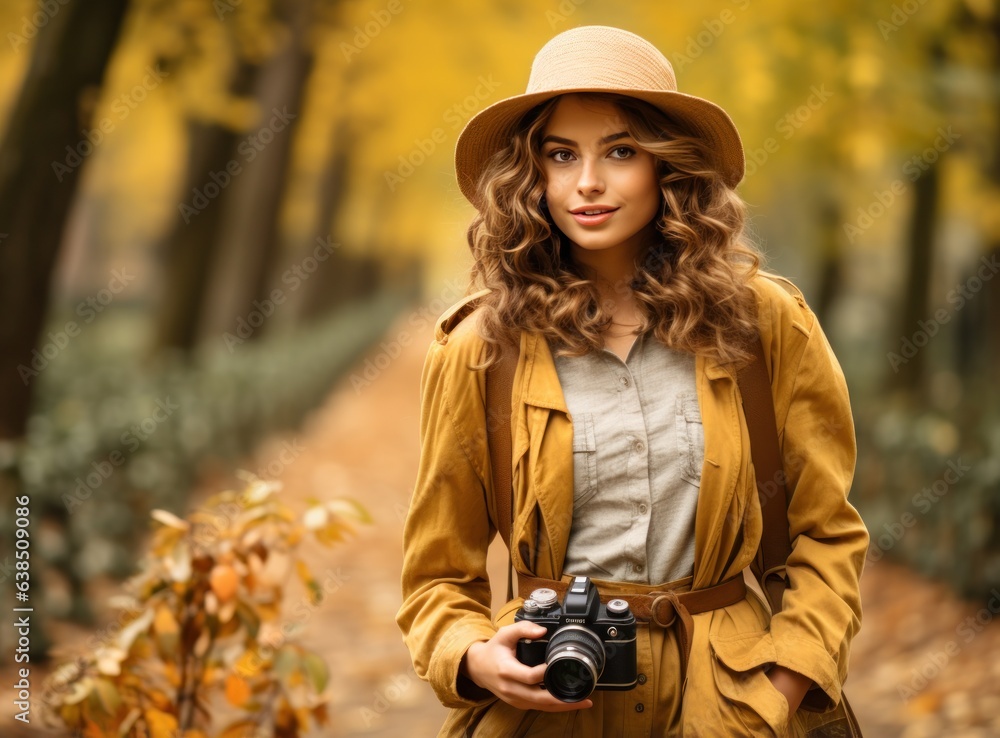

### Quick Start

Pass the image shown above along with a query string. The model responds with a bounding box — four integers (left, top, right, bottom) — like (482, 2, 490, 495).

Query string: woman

(396, 25, 869, 737)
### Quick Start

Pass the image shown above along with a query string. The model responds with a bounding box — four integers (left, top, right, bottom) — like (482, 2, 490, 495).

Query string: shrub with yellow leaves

(40, 470, 369, 738)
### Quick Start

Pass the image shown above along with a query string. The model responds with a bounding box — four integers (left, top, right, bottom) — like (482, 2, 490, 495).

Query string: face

(539, 95, 661, 263)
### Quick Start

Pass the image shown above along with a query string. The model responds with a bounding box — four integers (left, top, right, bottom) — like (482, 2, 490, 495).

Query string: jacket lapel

(511, 331, 573, 578)
(692, 354, 748, 589)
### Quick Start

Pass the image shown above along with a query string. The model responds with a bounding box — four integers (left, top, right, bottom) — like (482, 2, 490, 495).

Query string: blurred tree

(212, 0, 317, 338)
(954, 3, 1000, 378)
(0, 0, 130, 438)
(151, 57, 261, 353)
(894, 39, 948, 393)
(0, 0, 131, 656)
(150, 1, 267, 354)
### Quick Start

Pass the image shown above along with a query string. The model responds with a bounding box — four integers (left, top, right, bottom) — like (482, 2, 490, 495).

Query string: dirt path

(5, 309, 1000, 736)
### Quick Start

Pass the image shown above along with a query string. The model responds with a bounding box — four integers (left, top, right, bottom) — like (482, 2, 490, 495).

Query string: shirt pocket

(676, 392, 705, 486)
(571, 412, 599, 508)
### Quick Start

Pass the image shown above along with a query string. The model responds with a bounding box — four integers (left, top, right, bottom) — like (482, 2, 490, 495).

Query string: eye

(609, 146, 636, 160)
(548, 149, 575, 163)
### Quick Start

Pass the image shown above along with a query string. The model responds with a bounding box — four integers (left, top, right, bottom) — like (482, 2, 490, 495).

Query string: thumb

(497, 619, 548, 647)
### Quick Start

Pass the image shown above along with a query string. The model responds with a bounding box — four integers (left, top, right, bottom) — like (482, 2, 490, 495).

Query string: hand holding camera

(461, 576, 638, 710)
(461, 620, 595, 712)
(514, 576, 639, 702)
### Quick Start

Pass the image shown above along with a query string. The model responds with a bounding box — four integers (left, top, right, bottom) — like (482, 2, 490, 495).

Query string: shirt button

(635, 703, 645, 713)
(634, 440, 645, 453)
(639, 504, 648, 515)
(634, 563, 643, 573)
(619, 375, 630, 387)
(637, 673, 647, 685)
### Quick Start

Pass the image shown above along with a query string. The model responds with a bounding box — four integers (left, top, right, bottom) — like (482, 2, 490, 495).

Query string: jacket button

(635, 703, 644, 713)
(637, 674, 647, 685)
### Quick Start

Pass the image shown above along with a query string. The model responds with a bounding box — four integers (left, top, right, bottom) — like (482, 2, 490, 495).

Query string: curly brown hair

(466, 92, 762, 367)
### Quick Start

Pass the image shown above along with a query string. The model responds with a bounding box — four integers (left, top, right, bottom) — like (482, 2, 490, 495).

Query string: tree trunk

(151, 59, 259, 354)
(894, 160, 940, 392)
(0, 0, 130, 440)
(198, 0, 315, 344)
(0, 0, 131, 660)
(814, 199, 844, 325)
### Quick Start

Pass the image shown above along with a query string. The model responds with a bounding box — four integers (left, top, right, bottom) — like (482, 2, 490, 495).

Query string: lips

(569, 206, 619, 226)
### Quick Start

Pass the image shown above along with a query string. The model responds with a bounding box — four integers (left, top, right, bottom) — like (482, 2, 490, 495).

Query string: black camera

(514, 575, 638, 702)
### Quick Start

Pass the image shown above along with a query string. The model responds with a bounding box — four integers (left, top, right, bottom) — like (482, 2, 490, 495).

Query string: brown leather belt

(517, 574, 747, 682)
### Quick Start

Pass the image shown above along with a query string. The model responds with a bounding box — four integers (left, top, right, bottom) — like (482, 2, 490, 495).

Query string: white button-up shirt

(551, 332, 703, 585)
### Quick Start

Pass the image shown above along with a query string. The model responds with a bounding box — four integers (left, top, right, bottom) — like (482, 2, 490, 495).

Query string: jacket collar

(521, 331, 734, 412)
(519, 331, 570, 413)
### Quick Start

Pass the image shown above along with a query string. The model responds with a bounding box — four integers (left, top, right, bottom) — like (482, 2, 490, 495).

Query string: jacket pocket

(709, 629, 790, 737)
(571, 412, 599, 508)
(676, 392, 704, 486)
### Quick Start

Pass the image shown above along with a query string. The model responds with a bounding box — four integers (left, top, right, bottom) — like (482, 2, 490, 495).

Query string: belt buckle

(650, 593, 677, 628)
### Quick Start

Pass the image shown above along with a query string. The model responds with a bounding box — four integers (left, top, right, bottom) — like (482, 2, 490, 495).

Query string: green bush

(16, 290, 409, 622)
(853, 381, 1000, 597)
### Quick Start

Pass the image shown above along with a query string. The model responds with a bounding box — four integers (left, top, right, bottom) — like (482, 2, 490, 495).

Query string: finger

(502, 682, 594, 712)
(494, 659, 547, 689)
(495, 620, 547, 648)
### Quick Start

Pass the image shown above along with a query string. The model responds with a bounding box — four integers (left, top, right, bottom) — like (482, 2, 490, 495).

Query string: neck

(569, 223, 656, 295)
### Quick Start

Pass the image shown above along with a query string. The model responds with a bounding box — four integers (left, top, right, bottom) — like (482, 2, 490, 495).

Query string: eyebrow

(540, 131, 631, 146)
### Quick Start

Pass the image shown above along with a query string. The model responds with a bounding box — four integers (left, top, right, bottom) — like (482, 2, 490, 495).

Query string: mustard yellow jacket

(396, 273, 869, 737)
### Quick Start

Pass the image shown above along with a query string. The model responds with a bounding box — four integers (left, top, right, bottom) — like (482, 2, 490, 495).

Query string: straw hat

(454, 25, 745, 210)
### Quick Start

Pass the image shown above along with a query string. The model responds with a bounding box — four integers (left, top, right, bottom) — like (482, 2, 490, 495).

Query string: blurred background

(0, 0, 998, 735)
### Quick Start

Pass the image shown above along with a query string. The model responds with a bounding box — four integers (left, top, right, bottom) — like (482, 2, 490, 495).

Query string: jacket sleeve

(395, 335, 499, 708)
(763, 282, 870, 711)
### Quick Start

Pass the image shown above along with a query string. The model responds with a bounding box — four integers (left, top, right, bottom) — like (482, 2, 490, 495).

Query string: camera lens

(543, 625, 606, 702)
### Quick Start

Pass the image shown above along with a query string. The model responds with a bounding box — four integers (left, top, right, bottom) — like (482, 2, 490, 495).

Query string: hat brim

(455, 88, 745, 211)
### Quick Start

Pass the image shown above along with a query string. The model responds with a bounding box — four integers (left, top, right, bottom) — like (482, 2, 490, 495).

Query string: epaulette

(759, 270, 808, 311)
(434, 287, 491, 342)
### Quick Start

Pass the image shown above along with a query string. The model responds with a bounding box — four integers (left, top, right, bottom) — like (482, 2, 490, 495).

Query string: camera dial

(529, 588, 558, 609)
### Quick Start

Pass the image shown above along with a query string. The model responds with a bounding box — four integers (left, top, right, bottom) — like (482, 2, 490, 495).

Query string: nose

(576, 157, 605, 195)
